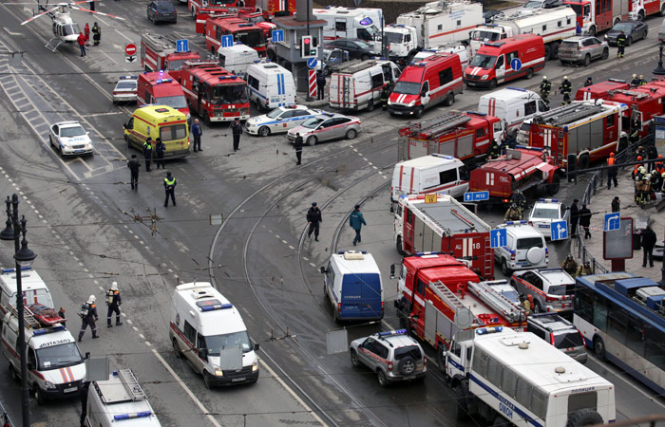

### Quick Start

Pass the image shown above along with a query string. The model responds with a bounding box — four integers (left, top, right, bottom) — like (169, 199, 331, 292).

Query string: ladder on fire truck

(10, 305, 40, 329)
(398, 112, 471, 139)
(467, 281, 526, 324)
(429, 280, 483, 326)
(534, 103, 603, 126)
(118, 369, 147, 401)
(608, 89, 651, 100)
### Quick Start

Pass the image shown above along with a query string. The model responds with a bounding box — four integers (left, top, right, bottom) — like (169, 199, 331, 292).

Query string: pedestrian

(540, 76, 551, 104)
(510, 189, 527, 214)
(106, 281, 123, 328)
(143, 137, 153, 172)
(294, 132, 303, 165)
(77, 32, 86, 57)
(617, 30, 626, 58)
(647, 143, 658, 172)
(191, 118, 203, 152)
(576, 261, 593, 277)
(504, 203, 522, 221)
(80, 380, 90, 427)
(58, 307, 66, 327)
(84, 23, 90, 44)
(578, 203, 592, 239)
(641, 224, 657, 267)
(316, 71, 326, 100)
(91, 22, 101, 46)
(155, 138, 166, 169)
(488, 138, 500, 159)
(380, 85, 389, 111)
(349, 204, 367, 246)
(562, 255, 578, 277)
(570, 199, 580, 237)
(231, 117, 243, 151)
(307, 202, 322, 242)
(576, 22, 582, 35)
(631, 119, 642, 146)
(164, 171, 177, 207)
(584, 76, 593, 87)
(559, 76, 572, 105)
(127, 154, 140, 190)
(78, 295, 99, 342)
(607, 152, 618, 189)
(611, 196, 620, 212)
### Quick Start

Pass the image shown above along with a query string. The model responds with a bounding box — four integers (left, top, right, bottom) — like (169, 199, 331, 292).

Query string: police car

(112, 76, 138, 103)
(287, 112, 362, 146)
(49, 121, 94, 157)
(245, 105, 321, 137)
(527, 198, 569, 239)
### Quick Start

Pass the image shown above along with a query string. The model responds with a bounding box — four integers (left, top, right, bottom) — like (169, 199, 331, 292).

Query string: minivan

(527, 313, 587, 363)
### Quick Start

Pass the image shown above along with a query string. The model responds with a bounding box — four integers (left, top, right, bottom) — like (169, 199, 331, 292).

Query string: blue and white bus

(574, 272, 665, 395)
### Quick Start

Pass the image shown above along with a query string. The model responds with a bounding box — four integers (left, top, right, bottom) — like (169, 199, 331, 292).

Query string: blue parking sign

(550, 220, 568, 241)
(490, 229, 507, 249)
(604, 213, 620, 232)
(221, 35, 234, 48)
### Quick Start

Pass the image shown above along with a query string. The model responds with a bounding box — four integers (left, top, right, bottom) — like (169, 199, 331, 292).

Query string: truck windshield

(568, 3, 583, 15)
(470, 30, 501, 42)
(202, 331, 253, 355)
(211, 84, 248, 105)
(384, 31, 403, 44)
(168, 60, 184, 70)
(469, 54, 497, 68)
(210, 0, 236, 4)
(36, 343, 83, 370)
(156, 96, 188, 110)
(236, 30, 266, 48)
(160, 124, 187, 141)
(392, 81, 421, 95)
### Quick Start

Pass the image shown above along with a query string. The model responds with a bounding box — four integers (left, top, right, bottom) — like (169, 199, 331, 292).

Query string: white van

(494, 221, 549, 275)
(1, 311, 87, 404)
(86, 369, 162, 427)
(414, 44, 470, 69)
(321, 251, 384, 322)
(314, 6, 383, 51)
(218, 44, 259, 80)
(246, 62, 296, 111)
(0, 267, 54, 321)
(478, 87, 549, 140)
(169, 282, 259, 388)
(329, 59, 401, 111)
(391, 154, 469, 202)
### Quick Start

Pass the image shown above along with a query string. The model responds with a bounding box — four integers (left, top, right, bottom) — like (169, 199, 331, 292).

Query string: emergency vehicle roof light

(431, 153, 455, 160)
(476, 326, 503, 335)
(218, 75, 238, 80)
(507, 86, 526, 92)
(1, 266, 32, 274)
(398, 24, 405, 27)
(33, 325, 66, 335)
(505, 220, 528, 225)
(467, 111, 487, 116)
(120, 76, 137, 80)
(238, 23, 252, 27)
(539, 198, 558, 202)
(416, 62, 426, 66)
(254, 60, 261, 63)
(514, 145, 543, 151)
(199, 303, 233, 311)
(156, 79, 173, 84)
(113, 412, 153, 421)
(377, 329, 408, 337)
(414, 251, 441, 256)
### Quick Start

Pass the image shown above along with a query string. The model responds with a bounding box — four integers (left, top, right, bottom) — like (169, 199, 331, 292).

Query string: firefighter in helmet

(380, 85, 390, 111)
(631, 74, 640, 87)
(504, 203, 522, 221)
(562, 255, 578, 276)
(560, 76, 572, 105)
(540, 76, 551, 103)
(616, 30, 627, 58)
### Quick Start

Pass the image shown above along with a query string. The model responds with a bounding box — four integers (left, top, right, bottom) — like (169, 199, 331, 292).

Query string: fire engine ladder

(537, 104, 603, 126)
(118, 369, 146, 401)
(450, 208, 476, 231)
(401, 112, 471, 138)
(10, 306, 40, 329)
(466, 281, 526, 324)
(610, 89, 651, 100)
(429, 280, 482, 325)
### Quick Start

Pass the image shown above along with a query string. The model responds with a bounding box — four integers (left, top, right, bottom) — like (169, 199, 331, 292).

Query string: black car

(483, 10, 503, 23)
(147, 0, 177, 24)
(325, 38, 377, 61)
(605, 20, 648, 46)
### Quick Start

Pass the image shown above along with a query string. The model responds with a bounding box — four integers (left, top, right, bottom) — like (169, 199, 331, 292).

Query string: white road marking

(81, 111, 125, 118)
(114, 29, 134, 43)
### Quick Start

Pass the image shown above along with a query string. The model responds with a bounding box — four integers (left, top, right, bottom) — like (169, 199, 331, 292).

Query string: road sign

(125, 55, 137, 63)
(124, 43, 137, 56)
(550, 220, 568, 241)
(463, 191, 489, 202)
(271, 29, 284, 43)
(176, 39, 189, 53)
(604, 212, 620, 232)
(424, 194, 437, 204)
(307, 57, 318, 69)
(510, 58, 522, 71)
(221, 35, 234, 48)
(490, 229, 507, 249)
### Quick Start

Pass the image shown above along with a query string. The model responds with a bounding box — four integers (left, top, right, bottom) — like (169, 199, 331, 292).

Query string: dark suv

(527, 313, 587, 363)
(147, 0, 177, 24)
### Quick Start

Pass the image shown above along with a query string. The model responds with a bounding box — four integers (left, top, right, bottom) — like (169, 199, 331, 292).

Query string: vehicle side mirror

(254, 343, 260, 351)
(85, 352, 90, 360)
(440, 350, 447, 359)
(390, 264, 396, 279)
(320, 266, 326, 274)
(27, 362, 34, 370)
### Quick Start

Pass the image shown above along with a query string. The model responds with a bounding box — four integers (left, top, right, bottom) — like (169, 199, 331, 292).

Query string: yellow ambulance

(123, 105, 190, 159)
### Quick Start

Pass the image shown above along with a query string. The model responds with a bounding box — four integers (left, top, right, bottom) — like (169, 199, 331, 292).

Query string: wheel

(638, 10, 645, 21)
(360, 54, 369, 61)
(661, 3, 665, 16)
(415, 106, 424, 119)
(36, 388, 47, 405)
(601, 48, 609, 60)
(643, 28, 648, 40)
(258, 126, 271, 137)
(551, 42, 560, 59)
(444, 92, 455, 106)
(584, 54, 591, 67)
(398, 356, 416, 375)
(578, 154, 590, 169)
(589, 26, 596, 37)
(350, 350, 362, 367)
(437, 346, 446, 371)
(501, 259, 511, 276)
(172, 338, 181, 359)
(566, 409, 604, 427)
(544, 44, 552, 60)
(396, 235, 406, 256)
(366, 99, 374, 112)
(377, 370, 389, 387)
(454, 386, 469, 421)
(203, 371, 214, 390)
(8, 364, 18, 382)
(346, 129, 357, 140)
(525, 67, 533, 80)
(627, 36, 633, 46)
(593, 336, 606, 359)
(306, 135, 317, 146)
(489, 79, 497, 90)
(547, 174, 560, 196)
(125, 134, 132, 148)
(614, 17, 621, 25)
(323, 66, 331, 77)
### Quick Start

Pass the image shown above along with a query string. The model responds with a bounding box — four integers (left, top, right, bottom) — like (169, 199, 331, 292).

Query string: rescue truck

(314, 7, 383, 48)
(205, 17, 267, 56)
(1, 308, 87, 405)
(478, 87, 549, 137)
(86, 369, 162, 427)
(0, 267, 54, 322)
(180, 61, 250, 124)
(388, 53, 464, 118)
(469, 6, 577, 59)
(188, 0, 252, 18)
(194, 9, 276, 36)
(140, 33, 202, 83)
(393, 194, 494, 278)
(137, 72, 190, 121)
(528, 100, 629, 168)
(563, 0, 630, 35)
(391, 253, 525, 365)
(443, 327, 616, 426)
(468, 147, 564, 200)
(575, 78, 630, 101)
(629, 0, 665, 21)
(397, 111, 501, 164)
(256, 0, 296, 19)
(329, 59, 401, 111)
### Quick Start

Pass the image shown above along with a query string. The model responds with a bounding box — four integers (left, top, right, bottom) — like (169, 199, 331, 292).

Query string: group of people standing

(77, 22, 101, 57)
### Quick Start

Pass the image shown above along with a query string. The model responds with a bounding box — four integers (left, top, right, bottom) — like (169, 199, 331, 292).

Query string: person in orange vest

(607, 152, 618, 189)
(655, 154, 664, 175)
(633, 156, 644, 180)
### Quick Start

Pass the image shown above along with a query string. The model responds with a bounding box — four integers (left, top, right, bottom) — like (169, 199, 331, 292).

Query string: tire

(36, 388, 47, 405)
(589, 26, 596, 37)
(638, 10, 645, 21)
(643, 28, 648, 40)
(444, 92, 455, 107)
(396, 235, 406, 256)
(360, 54, 369, 61)
(547, 174, 560, 196)
(377, 370, 389, 387)
(584, 54, 591, 67)
(398, 356, 416, 375)
(367, 99, 374, 112)
(551, 42, 560, 59)
(258, 126, 271, 137)
(8, 364, 18, 382)
(454, 386, 469, 421)
(601, 48, 609, 60)
(578, 154, 590, 169)
(566, 409, 604, 427)
(489, 79, 497, 90)
(544, 44, 552, 60)
(593, 336, 606, 359)
(661, 3, 665, 16)
(501, 259, 511, 276)
(627, 36, 633, 46)
(203, 371, 214, 390)
(346, 129, 357, 140)
(172, 338, 181, 359)
(306, 135, 317, 146)
(125, 134, 132, 148)
(415, 106, 424, 119)
(350, 350, 362, 367)
(525, 67, 534, 80)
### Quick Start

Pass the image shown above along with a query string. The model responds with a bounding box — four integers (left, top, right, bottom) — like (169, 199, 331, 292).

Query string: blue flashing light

(156, 79, 173, 84)
(119, 76, 137, 80)
(378, 329, 408, 337)
(416, 62, 426, 67)
(507, 86, 526, 92)
(112, 371, 118, 376)
(33, 325, 66, 335)
(505, 220, 528, 225)
(359, 17, 373, 26)
(254, 60, 261, 63)
(218, 75, 238, 80)
(476, 326, 503, 335)
(113, 411, 152, 421)
(200, 303, 233, 311)
(415, 251, 440, 256)
(539, 198, 558, 202)
(398, 24, 405, 27)
(467, 111, 487, 116)
(2, 267, 32, 274)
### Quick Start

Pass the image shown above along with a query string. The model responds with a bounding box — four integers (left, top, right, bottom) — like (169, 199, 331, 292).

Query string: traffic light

(301, 35, 317, 59)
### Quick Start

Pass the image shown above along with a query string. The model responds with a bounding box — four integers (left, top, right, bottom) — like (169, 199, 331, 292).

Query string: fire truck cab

(137, 72, 190, 122)
(140, 33, 202, 83)
(205, 17, 267, 57)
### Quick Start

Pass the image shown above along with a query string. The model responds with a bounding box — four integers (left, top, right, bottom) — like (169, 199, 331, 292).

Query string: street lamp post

(653, 41, 665, 76)
(1, 194, 37, 427)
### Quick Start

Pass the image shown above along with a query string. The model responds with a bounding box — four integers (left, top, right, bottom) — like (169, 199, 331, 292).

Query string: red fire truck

(205, 17, 267, 56)
(180, 61, 250, 124)
(137, 72, 190, 120)
(397, 112, 501, 165)
(188, 0, 254, 17)
(564, 0, 630, 35)
(195, 10, 276, 37)
(255, 0, 295, 19)
(393, 194, 493, 279)
(469, 147, 563, 200)
(391, 253, 526, 366)
(575, 78, 630, 101)
(528, 100, 628, 168)
(140, 33, 202, 83)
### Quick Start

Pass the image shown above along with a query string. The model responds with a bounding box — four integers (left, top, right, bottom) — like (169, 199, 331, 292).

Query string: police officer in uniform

(106, 281, 122, 328)
(560, 76, 572, 105)
(540, 76, 551, 104)
(164, 171, 177, 207)
(231, 117, 243, 151)
(617, 31, 627, 58)
(143, 138, 153, 172)
(78, 295, 99, 342)
(380, 86, 390, 111)
(294, 133, 303, 165)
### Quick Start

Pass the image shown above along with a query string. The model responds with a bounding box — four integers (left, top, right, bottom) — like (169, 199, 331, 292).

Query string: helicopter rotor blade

(70, 5, 126, 20)
(20, 4, 59, 25)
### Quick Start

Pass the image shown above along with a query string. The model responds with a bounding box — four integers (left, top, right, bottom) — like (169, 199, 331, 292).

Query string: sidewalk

(577, 169, 665, 281)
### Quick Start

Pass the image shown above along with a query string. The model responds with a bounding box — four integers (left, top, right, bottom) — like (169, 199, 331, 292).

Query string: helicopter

(19, 0, 125, 52)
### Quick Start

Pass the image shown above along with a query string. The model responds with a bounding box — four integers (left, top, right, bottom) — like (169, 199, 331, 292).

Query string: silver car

(350, 329, 426, 387)
(527, 314, 587, 363)
(510, 268, 576, 314)
(558, 36, 609, 66)
(287, 112, 362, 146)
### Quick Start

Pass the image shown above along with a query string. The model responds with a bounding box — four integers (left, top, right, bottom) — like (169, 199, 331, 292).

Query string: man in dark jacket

(191, 118, 203, 152)
(578, 203, 592, 239)
(641, 224, 658, 267)
(294, 133, 303, 165)
(127, 154, 140, 190)
(316, 71, 326, 100)
(616, 31, 626, 58)
(611, 196, 620, 212)
(155, 138, 166, 169)
(380, 86, 389, 111)
(570, 199, 579, 237)
(91, 22, 101, 46)
(647, 144, 658, 172)
(307, 202, 322, 242)
(349, 205, 367, 246)
(164, 171, 177, 207)
(78, 295, 99, 342)
(143, 138, 153, 172)
(106, 281, 122, 328)
(231, 118, 243, 151)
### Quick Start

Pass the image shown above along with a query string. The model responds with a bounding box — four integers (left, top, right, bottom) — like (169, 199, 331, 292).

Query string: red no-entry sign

(125, 43, 137, 56)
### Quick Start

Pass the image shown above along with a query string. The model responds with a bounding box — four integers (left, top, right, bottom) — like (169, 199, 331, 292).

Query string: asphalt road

(0, 1, 663, 426)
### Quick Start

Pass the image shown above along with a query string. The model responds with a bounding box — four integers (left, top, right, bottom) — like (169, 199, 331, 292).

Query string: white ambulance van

(169, 282, 259, 388)
(0, 266, 54, 321)
(314, 6, 383, 49)
(217, 44, 260, 80)
(391, 154, 469, 202)
(329, 59, 401, 111)
(1, 310, 87, 404)
(86, 368, 162, 427)
(478, 86, 549, 138)
(246, 62, 296, 111)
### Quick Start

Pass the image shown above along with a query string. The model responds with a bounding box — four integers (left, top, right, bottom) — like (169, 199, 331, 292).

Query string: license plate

(64, 387, 78, 393)
(393, 111, 403, 115)
(539, 224, 549, 228)
(231, 377, 246, 382)
(467, 82, 476, 86)
(75, 150, 85, 153)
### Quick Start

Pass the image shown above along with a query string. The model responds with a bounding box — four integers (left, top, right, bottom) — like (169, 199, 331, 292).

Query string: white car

(528, 199, 569, 239)
(49, 121, 94, 157)
(112, 75, 138, 104)
(245, 105, 321, 137)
